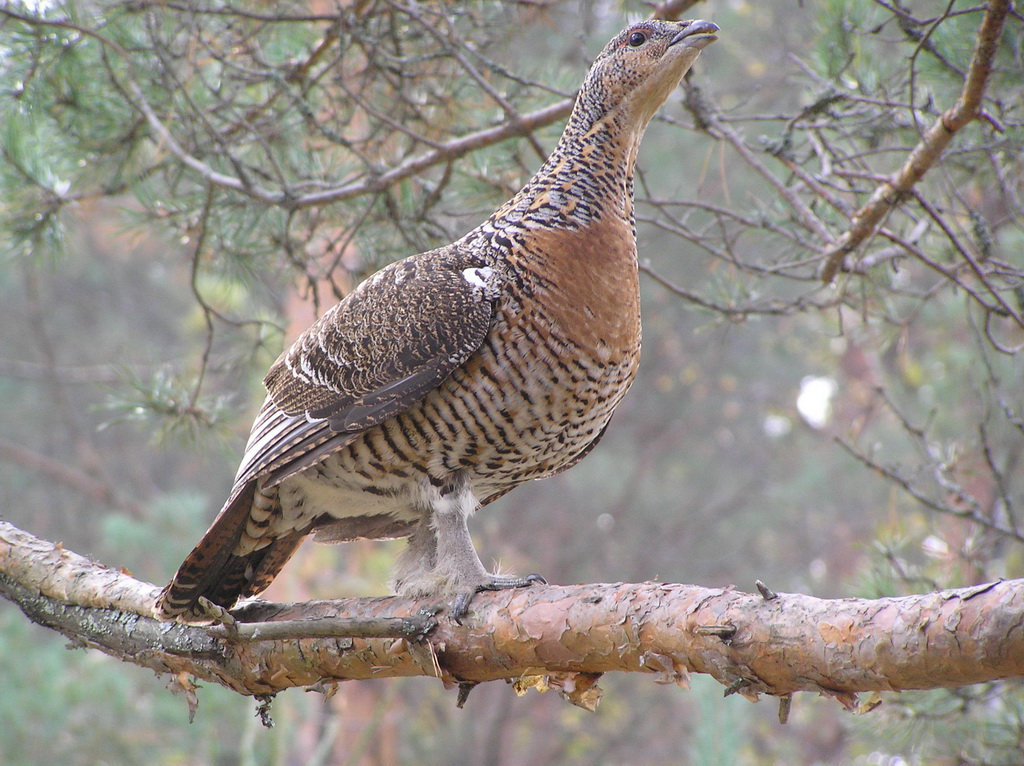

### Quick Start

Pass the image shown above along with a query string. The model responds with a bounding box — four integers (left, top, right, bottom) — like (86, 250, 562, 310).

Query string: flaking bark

(2, 519, 1023, 714)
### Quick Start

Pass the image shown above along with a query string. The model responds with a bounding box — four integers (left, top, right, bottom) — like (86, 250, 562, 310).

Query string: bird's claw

(450, 573, 547, 622)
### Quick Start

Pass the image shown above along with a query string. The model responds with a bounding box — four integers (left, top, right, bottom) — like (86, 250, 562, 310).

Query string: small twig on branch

(778, 693, 793, 724)
(820, 0, 1011, 282)
(207, 612, 439, 642)
(755, 580, 779, 601)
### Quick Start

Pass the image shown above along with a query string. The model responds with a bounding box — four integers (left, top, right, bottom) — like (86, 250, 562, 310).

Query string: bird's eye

(627, 30, 648, 48)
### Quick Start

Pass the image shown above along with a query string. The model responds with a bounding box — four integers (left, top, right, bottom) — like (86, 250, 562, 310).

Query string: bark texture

(2, 519, 1023, 715)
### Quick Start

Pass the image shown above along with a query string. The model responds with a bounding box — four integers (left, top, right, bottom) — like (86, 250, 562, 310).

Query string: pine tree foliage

(1, 1, 1023, 763)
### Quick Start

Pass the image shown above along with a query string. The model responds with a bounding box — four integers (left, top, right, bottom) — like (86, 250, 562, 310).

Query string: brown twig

(820, 0, 1011, 282)
(648, 0, 704, 21)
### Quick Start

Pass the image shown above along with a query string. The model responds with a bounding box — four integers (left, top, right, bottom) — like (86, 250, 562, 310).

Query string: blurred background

(1, 0, 1022, 763)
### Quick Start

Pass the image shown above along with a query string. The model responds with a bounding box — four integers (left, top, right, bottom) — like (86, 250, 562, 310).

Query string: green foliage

(100, 365, 236, 444)
(0, 586, 274, 766)
(688, 675, 748, 766)
(0, 101, 70, 262)
(851, 685, 1024, 766)
(100, 491, 212, 577)
(1, 0, 1022, 764)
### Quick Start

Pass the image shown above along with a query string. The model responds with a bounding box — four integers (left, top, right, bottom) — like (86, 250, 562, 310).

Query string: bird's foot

(167, 595, 241, 632)
(450, 573, 546, 622)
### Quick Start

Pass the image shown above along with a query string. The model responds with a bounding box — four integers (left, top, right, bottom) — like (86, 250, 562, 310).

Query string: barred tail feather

(155, 480, 306, 621)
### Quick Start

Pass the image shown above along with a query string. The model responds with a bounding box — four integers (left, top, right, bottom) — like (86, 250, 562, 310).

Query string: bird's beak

(669, 20, 720, 50)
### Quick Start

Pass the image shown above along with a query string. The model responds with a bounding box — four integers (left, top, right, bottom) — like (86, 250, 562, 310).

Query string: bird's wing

(236, 251, 500, 489)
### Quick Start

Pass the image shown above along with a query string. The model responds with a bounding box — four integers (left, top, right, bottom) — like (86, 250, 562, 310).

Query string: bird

(156, 18, 719, 622)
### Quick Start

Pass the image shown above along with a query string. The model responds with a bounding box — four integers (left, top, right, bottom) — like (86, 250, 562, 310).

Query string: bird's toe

(450, 572, 547, 621)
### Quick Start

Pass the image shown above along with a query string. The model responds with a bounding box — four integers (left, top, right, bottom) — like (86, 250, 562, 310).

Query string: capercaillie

(156, 18, 719, 622)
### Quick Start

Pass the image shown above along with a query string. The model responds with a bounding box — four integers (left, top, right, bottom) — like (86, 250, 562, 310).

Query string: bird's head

(578, 19, 719, 134)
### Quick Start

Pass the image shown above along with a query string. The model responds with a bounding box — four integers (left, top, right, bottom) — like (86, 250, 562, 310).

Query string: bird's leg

(394, 474, 544, 619)
(432, 492, 545, 620)
(392, 513, 439, 591)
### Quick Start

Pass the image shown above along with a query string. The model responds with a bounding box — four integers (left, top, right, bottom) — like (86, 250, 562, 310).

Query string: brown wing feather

(265, 250, 497, 420)
(237, 248, 498, 489)
(157, 248, 499, 620)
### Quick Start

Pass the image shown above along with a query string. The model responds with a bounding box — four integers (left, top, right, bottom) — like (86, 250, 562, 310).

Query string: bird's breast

(512, 214, 641, 359)
(436, 213, 643, 489)
(280, 215, 642, 517)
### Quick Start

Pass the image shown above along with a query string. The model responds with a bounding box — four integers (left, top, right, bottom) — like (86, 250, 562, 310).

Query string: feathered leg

(392, 473, 544, 618)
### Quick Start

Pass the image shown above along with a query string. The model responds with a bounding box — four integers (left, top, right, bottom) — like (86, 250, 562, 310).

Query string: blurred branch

(3, 519, 1023, 718)
(639, 261, 839, 317)
(0, 440, 143, 518)
(285, 100, 574, 209)
(0, 5, 573, 210)
(0, 1, 720, 217)
(0, 358, 135, 383)
(820, 0, 1012, 283)
(836, 435, 1024, 546)
(682, 82, 835, 248)
(648, 0, 705, 20)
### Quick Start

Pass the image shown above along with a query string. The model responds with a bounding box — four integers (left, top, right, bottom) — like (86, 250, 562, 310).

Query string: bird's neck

(489, 94, 649, 234)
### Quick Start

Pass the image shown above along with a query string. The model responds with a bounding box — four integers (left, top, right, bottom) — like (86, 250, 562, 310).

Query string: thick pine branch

(2, 519, 1023, 716)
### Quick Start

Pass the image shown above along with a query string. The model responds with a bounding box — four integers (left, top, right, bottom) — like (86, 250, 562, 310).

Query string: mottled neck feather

(488, 73, 661, 233)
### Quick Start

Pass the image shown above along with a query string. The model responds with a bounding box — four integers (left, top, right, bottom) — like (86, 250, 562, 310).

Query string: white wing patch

(461, 266, 495, 289)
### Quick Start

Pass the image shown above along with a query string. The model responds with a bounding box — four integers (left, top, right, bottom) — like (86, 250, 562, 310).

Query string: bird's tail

(155, 479, 307, 621)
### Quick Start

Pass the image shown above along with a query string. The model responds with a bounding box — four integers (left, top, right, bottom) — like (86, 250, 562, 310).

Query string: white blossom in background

(797, 376, 837, 429)
(922, 534, 950, 559)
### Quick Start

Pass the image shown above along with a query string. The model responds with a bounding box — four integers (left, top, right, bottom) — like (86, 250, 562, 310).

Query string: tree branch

(0, 2, 724, 216)
(0, 439, 143, 517)
(2, 519, 1023, 718)
(820, 0, 1011, 282)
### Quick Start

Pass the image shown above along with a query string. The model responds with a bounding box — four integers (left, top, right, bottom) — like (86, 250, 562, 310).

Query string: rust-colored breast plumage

(516, 216, 640, 358)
